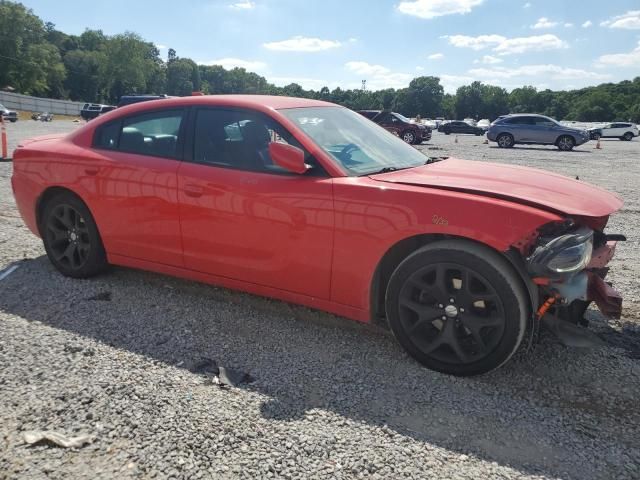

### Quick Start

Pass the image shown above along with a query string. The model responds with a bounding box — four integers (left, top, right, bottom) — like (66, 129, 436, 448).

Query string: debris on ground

(23, 431, 93, 448)
(87, 291, 112, 301)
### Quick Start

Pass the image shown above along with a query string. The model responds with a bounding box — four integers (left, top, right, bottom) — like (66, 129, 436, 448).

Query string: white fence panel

(0, 91, 85, 116)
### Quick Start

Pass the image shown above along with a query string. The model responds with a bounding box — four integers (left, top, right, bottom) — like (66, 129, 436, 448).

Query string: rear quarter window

(93, 121, 121, 150)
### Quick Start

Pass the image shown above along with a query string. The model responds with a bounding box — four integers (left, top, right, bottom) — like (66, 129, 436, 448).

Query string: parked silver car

(487, 114, 590, 151)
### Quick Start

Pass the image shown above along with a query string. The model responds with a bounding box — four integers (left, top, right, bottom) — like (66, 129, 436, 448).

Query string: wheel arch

(35, 186, 92, 237)
(369, 233, 537, 328)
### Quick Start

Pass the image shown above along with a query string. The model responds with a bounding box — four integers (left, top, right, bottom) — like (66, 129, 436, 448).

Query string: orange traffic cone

(0, 116, 8, 161)
(594, 138, 601, 149)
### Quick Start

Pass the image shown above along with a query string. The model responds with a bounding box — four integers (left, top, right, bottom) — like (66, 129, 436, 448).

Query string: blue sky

(24, 0, 640, 93)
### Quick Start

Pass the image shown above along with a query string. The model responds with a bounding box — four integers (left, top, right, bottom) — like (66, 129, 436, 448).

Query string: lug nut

(438, 304, 444, 308)
(441, 316, 446, 320)
(449, 298, 455, 303)
(460, 307, 465, 312)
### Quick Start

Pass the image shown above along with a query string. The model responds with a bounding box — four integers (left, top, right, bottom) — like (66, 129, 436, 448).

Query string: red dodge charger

(11, 95, 624, 376)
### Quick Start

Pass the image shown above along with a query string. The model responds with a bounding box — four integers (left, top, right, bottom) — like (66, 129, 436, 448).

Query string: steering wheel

(339, 143, 359, 157)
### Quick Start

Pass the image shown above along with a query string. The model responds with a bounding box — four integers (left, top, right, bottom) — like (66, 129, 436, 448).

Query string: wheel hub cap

(444, 304, 458, 318)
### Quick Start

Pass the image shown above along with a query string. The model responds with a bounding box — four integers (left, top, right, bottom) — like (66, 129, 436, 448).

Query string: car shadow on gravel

(487, 146, 593, 153)
(1, 256, 638, 480)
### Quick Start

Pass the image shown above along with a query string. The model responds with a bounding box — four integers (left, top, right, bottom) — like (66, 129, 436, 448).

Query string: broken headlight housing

(527, 227, 593, 278)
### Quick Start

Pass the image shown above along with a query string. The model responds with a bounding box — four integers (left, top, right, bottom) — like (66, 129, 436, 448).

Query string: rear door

(89, 108, 186, 266)
(532, 116, 559, 143)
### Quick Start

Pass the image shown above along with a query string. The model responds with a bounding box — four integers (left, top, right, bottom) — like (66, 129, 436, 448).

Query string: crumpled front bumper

(586, 241, 622, 319)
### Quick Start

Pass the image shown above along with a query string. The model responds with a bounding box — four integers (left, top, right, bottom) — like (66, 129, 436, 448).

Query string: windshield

(280, 106, 428, 176)
(393, 112, 413, 123)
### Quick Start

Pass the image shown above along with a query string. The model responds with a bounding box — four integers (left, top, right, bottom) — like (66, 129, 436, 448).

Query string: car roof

(118, 95, 336, 113)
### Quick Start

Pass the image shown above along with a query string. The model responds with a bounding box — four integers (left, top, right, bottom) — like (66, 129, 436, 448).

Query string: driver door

(177, 107, 335, 299)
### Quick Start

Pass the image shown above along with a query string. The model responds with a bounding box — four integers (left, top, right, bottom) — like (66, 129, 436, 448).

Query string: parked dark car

(80, 103, 116, 121)
(0, 103, 18, 122)
(117, 94, 171, 107)
(357, 110, 431, 144)
(31, 112, 53, 122)
(438, 121, 484, 136)
(487, 114, 590, 151)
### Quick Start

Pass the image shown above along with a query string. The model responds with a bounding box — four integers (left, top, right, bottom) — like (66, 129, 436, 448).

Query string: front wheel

(41, 193, 108, 278)
(557, 135, 575, 151)
(496, 133, 514, 148)
(402, 131, 416, 144)
(385, 240, 528, 376)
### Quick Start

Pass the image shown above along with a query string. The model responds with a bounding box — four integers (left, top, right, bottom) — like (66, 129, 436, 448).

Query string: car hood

(370, 158, 622, 217)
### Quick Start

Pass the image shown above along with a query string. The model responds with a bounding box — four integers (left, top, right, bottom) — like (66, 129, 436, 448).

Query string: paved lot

(1, 120, 639, 479)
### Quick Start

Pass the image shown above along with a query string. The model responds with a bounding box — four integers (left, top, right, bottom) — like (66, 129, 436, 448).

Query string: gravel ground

(1, 120, 638, 480)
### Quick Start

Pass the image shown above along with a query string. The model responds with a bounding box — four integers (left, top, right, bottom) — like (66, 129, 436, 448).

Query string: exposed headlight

(527, 227, 593, 277)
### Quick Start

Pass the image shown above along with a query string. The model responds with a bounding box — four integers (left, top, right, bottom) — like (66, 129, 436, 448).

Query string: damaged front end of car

(521, 219, 624, 347)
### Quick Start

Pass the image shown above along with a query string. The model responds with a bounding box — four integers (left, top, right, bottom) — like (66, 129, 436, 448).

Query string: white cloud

(474, 55, 503, 64)
(564, 23, 573, 27)
(229, 1, 255, 9)
(202, 58, 267, 71)
(416, 66, 425, 71)
(345, 61, 391, 76)
(581, 20, 592, 28)
(523, 2, 531, 8)
(532, 17, 558, 29)
(600, 10, 640, 29)
(438, 74, 475, 93)
(428, 53, 444, 60)
(469, 64, 610, 80)
(444, 34, 506, 50)
(155, 44, 167, 50)
(344, 61, 413, 89)
(445, 33, 567, 55)
(263, 36, 341, 52)
(493, 34, 568, 55)
(596, 41, 640, 67)
(397, 0, 484, 19)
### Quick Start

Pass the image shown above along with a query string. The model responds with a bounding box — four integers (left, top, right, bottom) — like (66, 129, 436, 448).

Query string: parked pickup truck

(357, 110, 431, 144)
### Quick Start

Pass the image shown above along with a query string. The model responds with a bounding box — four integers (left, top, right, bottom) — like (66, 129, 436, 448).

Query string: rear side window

(93, 109, 185, 159)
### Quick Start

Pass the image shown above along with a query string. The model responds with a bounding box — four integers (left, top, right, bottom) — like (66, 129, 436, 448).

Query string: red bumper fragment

(587, 272, 622, 319)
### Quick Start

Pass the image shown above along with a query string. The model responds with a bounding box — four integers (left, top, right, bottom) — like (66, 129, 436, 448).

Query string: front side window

(192, 108, 323, 175)
(280, 106, 428, 176)
(93, 109, 184, 159)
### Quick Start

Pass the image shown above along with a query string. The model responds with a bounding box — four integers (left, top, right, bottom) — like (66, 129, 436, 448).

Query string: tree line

(1, 1, 639, 122)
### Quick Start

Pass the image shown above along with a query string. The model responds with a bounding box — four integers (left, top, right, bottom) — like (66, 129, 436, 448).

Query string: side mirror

(269, 142, 309, 174)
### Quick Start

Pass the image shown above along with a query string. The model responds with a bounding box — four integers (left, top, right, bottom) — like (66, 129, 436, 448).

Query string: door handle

(184, 184, 204, 198)
(84, 167, 100, 175)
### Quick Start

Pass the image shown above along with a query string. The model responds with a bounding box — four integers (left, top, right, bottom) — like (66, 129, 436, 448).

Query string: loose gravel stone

(0, 121, 639, 479)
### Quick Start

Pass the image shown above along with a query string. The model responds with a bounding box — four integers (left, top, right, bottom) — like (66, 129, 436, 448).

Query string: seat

(240, 121, 272, 171)
(120, 127, 146, 153)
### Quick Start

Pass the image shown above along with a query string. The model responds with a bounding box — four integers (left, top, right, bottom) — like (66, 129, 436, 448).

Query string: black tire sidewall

(497, 134, 513, 148)
(385, 242, 527, 376)
(402, 131, 415, 144)
(41, 193, 107, 278)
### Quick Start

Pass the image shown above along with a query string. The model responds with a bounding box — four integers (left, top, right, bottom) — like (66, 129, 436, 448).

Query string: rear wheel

(622, 132, 633, 141)
(385, 240, 528, 376)
(41, 193, 108, 278)
(402, 131, 416, 144)
(497, 133, 514, 148)
(557, 135, 575, 151)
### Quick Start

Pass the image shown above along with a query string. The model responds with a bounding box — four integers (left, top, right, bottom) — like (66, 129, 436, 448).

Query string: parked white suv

(589, 122, 638, 141)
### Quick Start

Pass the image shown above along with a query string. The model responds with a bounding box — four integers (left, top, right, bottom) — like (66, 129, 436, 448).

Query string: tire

(402, 131, 416, 144)
(385, 240, 528, 376)
(496, 133, 514, 148)
(557, 135, 575, 151)
(592, 133, 601, 141)
(41, 192, 108, 278)
(622, 132, 633, 141)
(444, 129, 451, 135)
(10, 118, 17, 123)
